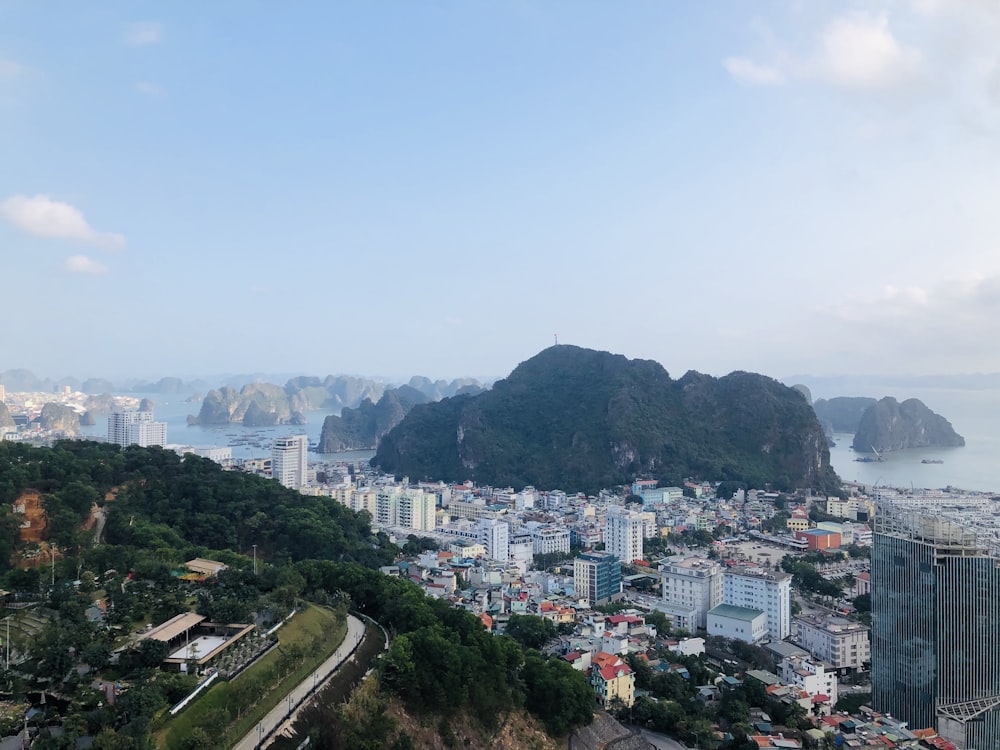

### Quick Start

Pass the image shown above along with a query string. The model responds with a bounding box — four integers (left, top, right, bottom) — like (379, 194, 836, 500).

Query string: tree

(505, 614, 557, 650)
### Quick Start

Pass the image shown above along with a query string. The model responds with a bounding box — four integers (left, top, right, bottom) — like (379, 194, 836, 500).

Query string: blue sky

(3, 1, 1000, 382)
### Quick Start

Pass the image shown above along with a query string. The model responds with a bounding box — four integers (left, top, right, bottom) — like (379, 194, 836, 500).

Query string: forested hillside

(375, 346, 840, 494)
(0, 440, 595, 749)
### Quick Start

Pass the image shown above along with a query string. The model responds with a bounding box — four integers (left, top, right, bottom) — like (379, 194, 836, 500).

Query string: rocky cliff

(852, 397, 965, 452)
(36, 403, 80, 433)
(0, 401, 14, 432)
(813, 396, 878, 433)
(317, 386, 429, 452)
(374, 346, 840, 494)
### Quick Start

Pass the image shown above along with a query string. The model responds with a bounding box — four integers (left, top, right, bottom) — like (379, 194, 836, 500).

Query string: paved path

(633, 727, 693, 750)
(231, 614, 366, 750)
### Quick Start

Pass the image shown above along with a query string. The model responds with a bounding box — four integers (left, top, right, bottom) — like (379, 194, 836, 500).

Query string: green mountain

(852, 397, 965, 452)
(317, 385, 429, 452)
(374, 346, 840, 493)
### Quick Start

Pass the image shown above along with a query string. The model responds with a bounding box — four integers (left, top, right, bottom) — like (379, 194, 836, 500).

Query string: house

(590, 651, 635, 708)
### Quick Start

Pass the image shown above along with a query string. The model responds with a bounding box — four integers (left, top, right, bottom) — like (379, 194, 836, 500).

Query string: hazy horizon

(5, 2, 1000, 379)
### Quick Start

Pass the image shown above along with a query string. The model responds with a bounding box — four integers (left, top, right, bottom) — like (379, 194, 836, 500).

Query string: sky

(3, 1, 1000, 383)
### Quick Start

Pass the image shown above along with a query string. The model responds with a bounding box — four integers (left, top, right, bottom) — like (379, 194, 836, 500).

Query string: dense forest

(0, 440, 595, 749)
(375, 345, 841, 494)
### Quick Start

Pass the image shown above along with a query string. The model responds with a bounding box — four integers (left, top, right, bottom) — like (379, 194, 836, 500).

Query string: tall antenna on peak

(554, 333, 559, 346)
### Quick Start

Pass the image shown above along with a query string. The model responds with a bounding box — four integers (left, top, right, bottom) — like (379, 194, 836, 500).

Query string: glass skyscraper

(872, 500, 1000, 749)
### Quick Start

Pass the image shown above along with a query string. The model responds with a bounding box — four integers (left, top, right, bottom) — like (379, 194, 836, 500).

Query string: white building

(723, 567, 792, 641)
(108, 410, 167, 448)
(530, 526, 571, 556)
(793, 614, 870, 675)
(708, 604, 768, 644)
(778, 655, 838, 707)
(606, 505, 644, 563)
(659, 557, 723, 631)
(478, 517, 510, 561)
(271, 434, 308, 490)
(374, 488, 436, 531)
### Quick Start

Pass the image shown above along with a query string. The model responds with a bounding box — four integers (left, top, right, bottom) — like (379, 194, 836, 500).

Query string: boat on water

(921, 458, 944, 464)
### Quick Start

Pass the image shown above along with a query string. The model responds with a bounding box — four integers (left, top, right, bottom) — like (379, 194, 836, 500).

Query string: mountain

(374, 346, 840, 493)
(0, 401, 14, 432)
(317, 386, 429, 452)
(36, 403, 80, 432)
(813, 396, 879, 433)
(852, 397, 965, 452)
(407, 376, 487, 401)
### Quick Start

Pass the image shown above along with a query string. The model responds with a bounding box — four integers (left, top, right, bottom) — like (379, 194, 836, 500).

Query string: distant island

(852, 396, 965, 452)
(374, 345, 840, 494)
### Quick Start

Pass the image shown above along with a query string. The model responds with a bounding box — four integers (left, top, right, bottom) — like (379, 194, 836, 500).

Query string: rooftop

(709, 603, 765, 622)
(144, 612, 205, 643)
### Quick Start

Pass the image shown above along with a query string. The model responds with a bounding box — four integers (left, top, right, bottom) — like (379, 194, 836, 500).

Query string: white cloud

(0, 59, 22, 78)
(813, 274, 1000, 372)
(724, 10, 921, 91)
(124, 22, 163, 46)
(817, 12, 922, 89)
(64, 255, 109, 276)
(0, 194, 126, 250)
(724, 57, 785, 86)
(136, 81, 166, 98)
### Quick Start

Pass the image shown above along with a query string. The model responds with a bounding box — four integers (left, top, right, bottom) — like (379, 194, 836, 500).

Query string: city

(2, 383, 997, 749)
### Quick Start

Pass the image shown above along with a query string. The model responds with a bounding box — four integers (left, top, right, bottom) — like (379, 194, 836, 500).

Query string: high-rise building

(574, 551, 621, 606)
(872, 500, 1000, 748)
(723, 567, 792, 641)
(605, 505, 644, 563)
(271, 435, 308, 490)
(371, 488, 436, 531)
(107, 410, 167, 448)
(660, 557, 723, 631)
(478, 517, 510, 561)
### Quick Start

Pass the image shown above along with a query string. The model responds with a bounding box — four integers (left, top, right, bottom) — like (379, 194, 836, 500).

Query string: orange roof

(479, 613, 493, 630)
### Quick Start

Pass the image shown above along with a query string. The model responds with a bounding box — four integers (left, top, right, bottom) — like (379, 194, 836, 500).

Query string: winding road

(231, 614, 367, 750)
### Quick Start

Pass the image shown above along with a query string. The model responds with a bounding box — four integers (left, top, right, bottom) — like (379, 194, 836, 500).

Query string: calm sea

(78, 393, 374, 464)
(818, 386, 1000, 494)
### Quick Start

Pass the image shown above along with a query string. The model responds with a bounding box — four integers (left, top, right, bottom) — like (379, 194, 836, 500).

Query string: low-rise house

(590, 651, 635, 708)
(708, 604, 767, 643)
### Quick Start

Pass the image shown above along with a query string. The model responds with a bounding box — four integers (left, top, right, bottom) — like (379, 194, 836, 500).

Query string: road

(633, 727, 693, 750)
(231, 614, 366, 750)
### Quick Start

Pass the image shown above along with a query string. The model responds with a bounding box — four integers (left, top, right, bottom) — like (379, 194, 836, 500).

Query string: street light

(252, 544, 257, 576)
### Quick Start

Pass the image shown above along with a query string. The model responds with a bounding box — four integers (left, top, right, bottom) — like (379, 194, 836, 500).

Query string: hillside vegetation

(0, 440, 594, 749)
(375, 346, 840, 494)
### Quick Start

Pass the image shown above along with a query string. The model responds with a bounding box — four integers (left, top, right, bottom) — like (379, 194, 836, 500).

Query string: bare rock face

(0, 401, 15, 431)
(852, 397, 965, 452)
(37, 402, 80, 433)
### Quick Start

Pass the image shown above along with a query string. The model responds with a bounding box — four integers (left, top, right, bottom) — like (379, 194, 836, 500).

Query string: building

(723, 567, 792, 641)
(659, 557, 723, 631)
(107, 409, 167, 448)
(478, 517, 510, 561)
(271, 434, 308, 489)
(778, 655, 838, 708)
(793, 614, 870, 675)
(872, 499, 1000, 749)
(530, 525, 571, 556)
(795, 528, 841, 550)
(374, 488, 436, 531)
(574, 551, 621, 606)
(707, 604, 767, 643)
(590, 651, 635, 708)
(605, 505, 644, 563)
